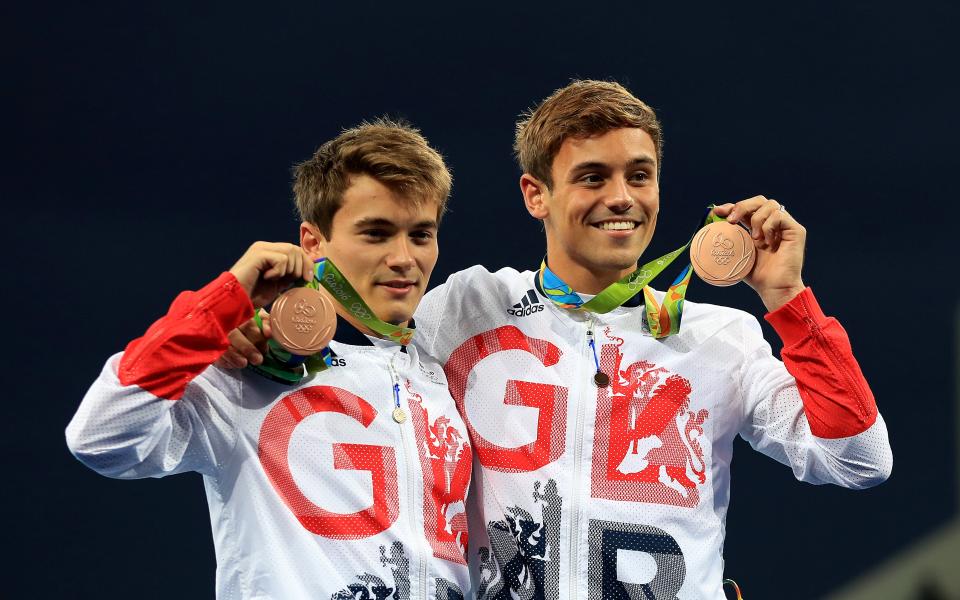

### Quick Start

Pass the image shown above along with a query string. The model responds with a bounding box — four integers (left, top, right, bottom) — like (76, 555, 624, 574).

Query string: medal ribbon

(538, 207, 723, 338)
(311, 258, 415, 346)
(723, 579, 744, 599)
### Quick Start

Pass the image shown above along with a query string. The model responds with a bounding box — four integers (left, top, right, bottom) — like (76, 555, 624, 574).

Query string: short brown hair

(514, 80, 663, 188)
(294, 118, 452, 238)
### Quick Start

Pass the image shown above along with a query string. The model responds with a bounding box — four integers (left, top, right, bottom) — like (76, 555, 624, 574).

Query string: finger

(261, 252, 290, 280)
(297, 248, 311, 280)
(256, 241, 299, 255)
(259, 309, 273, 339)
(761, 209, 786, 248)
(749, 200, 779, 242)
(290, 247, 303, 280)
(226, 327, 260, 363)
(711, 203, 736, 218)
(217, 348, 238, 369)
(726, 195, 768, 224)
(770, 228, 783, 252)
(218, 347, 248, 370)
(763, 200, 788, 247)
(286, 247, 300, 278)
(228, 328, 264, 366)
(301, 249, 314, 283)
(238, 317, 268, 347)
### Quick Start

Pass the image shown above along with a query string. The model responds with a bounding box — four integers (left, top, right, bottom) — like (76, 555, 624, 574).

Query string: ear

(300, 222, 328, 260)
(520, 173, 549, 220)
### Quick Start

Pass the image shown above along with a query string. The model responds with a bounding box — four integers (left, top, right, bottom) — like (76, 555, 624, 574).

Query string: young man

(66, 120, 472, 599)
(409, 81, 892, 598)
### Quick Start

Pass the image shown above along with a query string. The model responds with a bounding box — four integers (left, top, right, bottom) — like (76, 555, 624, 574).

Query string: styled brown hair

(294, 118, 452, 238)
(514, 80, 663, 188)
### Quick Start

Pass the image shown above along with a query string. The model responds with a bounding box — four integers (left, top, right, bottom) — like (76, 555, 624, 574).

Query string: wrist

(758, 283, 806, 312)
(227, 266, 256, 302)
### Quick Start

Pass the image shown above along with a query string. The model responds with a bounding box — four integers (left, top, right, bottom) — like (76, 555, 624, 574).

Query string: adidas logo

(507, 290, 544, 317)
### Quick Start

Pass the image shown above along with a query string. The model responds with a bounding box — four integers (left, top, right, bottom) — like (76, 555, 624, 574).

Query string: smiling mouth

(591, 220, 639, 231)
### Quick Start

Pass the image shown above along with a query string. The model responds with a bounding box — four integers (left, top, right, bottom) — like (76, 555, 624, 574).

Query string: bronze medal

(690, 220, 757, 286)
(392, 407, 407, 423)
(270, 287, 337, 356)
(593, 372, 610, 387)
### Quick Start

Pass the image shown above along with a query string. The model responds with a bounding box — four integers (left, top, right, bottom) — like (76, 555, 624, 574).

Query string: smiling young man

(410, 81, 892, 598)
(66, 120, 472, 599)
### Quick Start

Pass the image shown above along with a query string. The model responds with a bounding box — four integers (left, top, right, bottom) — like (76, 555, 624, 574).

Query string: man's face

(306, 174, 439, 327)
(535, 127, 659, 286)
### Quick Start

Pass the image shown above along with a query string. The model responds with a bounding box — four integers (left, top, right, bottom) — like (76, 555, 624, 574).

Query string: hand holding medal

(227, 242, 337, 383)
(228, 241, 315, 309)
(539, 197, 807, 389)
(708, 197, 807, 311)
(227, 246, 417, 385)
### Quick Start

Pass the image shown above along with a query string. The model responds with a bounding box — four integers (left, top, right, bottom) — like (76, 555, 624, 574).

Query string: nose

(385, 237, 416, 272)
(604, 177, 634, 213)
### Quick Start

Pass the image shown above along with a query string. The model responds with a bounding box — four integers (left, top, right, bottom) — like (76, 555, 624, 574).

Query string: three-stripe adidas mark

(507, 289, 544, 317)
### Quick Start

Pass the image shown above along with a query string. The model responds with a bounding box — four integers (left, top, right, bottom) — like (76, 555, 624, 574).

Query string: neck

(544, 248, 636, 295)
(318, 286, 381, 339)
(336, 307, 380, 338)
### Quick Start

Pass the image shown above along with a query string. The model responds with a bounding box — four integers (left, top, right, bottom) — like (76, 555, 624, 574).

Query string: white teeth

(596, 221, 636, 231)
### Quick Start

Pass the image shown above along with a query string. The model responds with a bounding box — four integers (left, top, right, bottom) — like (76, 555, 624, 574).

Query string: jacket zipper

(389, 354, 428, 599)
(569, 315, 596, 600)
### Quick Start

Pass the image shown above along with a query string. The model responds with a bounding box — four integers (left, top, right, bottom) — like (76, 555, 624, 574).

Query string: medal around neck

(690, 220, 756, 286)
(270, 286, 337, 355)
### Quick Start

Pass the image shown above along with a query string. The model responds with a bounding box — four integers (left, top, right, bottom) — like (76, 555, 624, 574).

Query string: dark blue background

(6, 1, 958, 598)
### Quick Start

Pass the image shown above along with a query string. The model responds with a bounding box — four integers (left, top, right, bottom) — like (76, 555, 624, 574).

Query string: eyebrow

(411, 219, 439, 230)
(626, 157, 657, 169)
(353, 217, 438, 229)
(569, 161, 609, 174)
(569, 157, 656, 173)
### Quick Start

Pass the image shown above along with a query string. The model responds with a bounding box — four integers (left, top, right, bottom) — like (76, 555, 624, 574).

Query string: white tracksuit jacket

(66, 272, 472, 600)
(414, 266, 892, 600)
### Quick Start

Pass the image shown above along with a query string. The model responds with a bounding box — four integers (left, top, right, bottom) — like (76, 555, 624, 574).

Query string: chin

(379, 306, 414, 326)
(589, 253, 640, 273)
(385, 315, 413, 326)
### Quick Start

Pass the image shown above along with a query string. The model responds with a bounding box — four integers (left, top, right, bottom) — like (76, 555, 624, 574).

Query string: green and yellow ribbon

(538, 207, 723, 338)
(312, 258, 414, 346)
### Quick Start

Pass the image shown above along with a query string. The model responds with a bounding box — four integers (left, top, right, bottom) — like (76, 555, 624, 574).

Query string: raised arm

(739, 289, 892, 489)
(66, 242, 312, 479)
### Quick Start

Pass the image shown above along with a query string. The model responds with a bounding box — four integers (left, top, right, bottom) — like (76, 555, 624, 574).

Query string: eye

(362, 229, 389, 240)
(410, 230, 435, 244)
(629, 171, 650, 183)
(579, 173, 604, 185)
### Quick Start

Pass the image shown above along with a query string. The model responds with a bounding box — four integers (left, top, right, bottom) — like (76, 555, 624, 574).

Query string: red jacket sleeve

(764, 287, 877, 439)
(118, 272, 254, 400)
